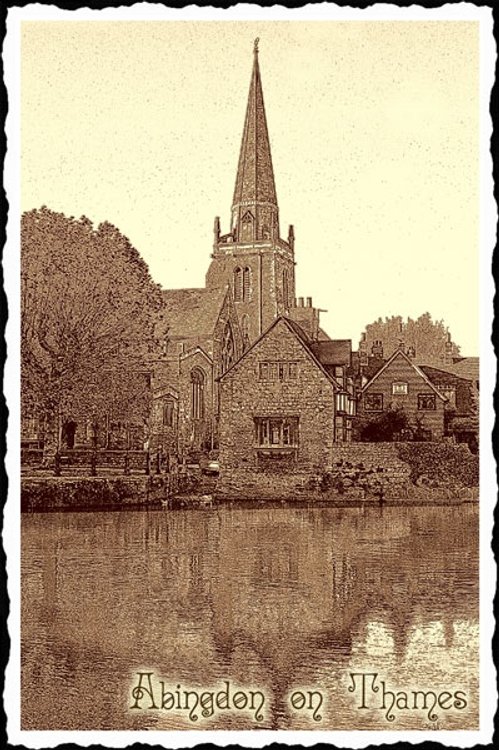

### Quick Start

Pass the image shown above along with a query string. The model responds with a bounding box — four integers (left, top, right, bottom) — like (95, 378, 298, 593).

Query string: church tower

(206, 39, 296, 344)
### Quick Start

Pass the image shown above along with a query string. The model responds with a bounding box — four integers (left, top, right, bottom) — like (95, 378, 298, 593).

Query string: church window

(190, 368, 205, 420)
(241, 314, 250, 349)
(222, 322, 235, 372)
(282, 268, 289, 308)
(243, 266, 251, 301)
(241, 211, 254, 242)
(233, 267, 243, 302)
(163, 397, 175, 427)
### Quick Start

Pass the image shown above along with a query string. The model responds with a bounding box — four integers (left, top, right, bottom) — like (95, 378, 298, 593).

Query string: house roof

(361, 348, 447, 401)
(218, 315, 343, 390)
(310, 340, 352, 367)
(160, 287, 227, 339)
(416, 357, 479, 383)
(419, 364, 471, 386)
(448, 357, 479, 381)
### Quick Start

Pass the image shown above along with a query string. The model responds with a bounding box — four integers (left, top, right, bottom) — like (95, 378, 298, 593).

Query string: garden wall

(215, 442, 479, 504)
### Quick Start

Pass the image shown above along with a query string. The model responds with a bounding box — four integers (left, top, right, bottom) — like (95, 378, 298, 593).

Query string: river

(21, 503, 478, 731)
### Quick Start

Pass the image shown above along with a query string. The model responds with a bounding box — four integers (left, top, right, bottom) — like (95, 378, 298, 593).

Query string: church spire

(231, 39, 279, 243)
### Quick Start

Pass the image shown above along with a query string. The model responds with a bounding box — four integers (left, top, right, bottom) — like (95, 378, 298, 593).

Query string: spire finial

(254, 37, 259, 55)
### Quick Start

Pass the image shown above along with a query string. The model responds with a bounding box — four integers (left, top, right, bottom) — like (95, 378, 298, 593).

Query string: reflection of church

(151, 40, 354, 458)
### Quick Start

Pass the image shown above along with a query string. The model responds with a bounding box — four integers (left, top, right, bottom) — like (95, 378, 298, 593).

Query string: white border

(4, 3, 496, 748)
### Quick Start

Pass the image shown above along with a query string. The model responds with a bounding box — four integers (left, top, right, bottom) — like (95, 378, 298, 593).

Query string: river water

(21, 503, 479, 731)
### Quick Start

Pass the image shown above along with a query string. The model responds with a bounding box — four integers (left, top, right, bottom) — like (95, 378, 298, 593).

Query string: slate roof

(310, 340, 352, 367)
(161, 287, 227, 339)
(417, 357, 479, 383)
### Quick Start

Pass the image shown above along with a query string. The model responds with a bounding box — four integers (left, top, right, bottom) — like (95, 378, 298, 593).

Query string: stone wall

(218, 318, 336, 478)
(216, 441, 479, 504)
(21, 475, 171, 512)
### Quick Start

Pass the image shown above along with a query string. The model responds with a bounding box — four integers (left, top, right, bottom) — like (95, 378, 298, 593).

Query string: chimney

(298, 297, 304, 307)
(214, 216, 220, 243)
(288, 224, 295, 251)
(306, 297, 312, 307)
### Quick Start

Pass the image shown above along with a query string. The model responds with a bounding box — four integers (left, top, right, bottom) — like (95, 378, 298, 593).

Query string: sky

(21, 20, 480, 355)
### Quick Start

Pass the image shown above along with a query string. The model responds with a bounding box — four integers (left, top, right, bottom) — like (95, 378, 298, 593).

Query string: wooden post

(145, 450, 150, 476)
(54, 450, 61, 477)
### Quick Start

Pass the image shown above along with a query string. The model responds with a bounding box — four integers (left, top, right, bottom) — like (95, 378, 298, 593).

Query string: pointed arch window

(163, 397, 175, 427)
(222, 322, 235, 373)
(241, 211, 254, 242)
(241, 314, 250, 350)
(243, 266, 251, 301)
(233, 266, 243, 302)
(190, 368, 205, 420)
(282, 268, 289, 308)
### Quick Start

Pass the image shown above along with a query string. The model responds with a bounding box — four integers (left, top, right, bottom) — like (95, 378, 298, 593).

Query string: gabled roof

(161, 286, 227, 339)
(448, 357, 479, 381)
(419, 364, 471, 385)
(180, 345, 213, 365)
(416, 357, 479, 383)
(218, 315, 342, 390)
(317, 327, 332, 342)
(361, 348, 447, 401)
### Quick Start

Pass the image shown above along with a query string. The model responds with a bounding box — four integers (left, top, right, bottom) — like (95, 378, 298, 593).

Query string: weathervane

(254, 37, 260, 54)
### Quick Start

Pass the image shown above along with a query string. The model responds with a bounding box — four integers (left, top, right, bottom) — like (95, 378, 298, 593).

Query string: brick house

(217, 316, 356, 499)
(419, 359, 479, 450)
(358, 348, 447, 440)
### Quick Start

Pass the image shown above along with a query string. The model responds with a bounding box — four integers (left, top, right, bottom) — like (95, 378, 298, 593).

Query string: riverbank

(21, 472, 477, 511)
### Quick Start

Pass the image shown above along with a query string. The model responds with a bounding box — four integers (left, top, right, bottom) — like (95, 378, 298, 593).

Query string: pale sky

(21, 20, 480, 354)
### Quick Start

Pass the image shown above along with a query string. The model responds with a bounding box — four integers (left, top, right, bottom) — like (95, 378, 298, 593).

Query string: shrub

(396, 442, 478, 487)
(357, 406, 410, 442)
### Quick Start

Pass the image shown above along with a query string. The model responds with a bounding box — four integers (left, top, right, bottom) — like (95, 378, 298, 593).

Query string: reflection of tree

(22, 506, 478, 730)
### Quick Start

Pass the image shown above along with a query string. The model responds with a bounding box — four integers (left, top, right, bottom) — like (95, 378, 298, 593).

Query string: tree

(21, 207, 162, 454)
(356, 406, 410, 442)
(360, 313, 460, 364)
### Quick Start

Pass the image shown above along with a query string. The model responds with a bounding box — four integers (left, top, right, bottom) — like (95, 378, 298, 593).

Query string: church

(150, 39, 356, 462)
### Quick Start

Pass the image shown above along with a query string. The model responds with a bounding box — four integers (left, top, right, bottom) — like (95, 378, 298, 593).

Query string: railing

(22, 448, 171, 477)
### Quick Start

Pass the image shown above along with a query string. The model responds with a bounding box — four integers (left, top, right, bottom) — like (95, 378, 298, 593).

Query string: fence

(22, 448, 170, 477)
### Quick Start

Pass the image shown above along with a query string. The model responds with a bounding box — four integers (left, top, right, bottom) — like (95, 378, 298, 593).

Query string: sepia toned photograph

(3, 3, 495, 746)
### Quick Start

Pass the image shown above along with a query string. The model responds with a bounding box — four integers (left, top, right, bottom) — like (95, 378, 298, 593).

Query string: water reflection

(21, 504, 478, 730)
